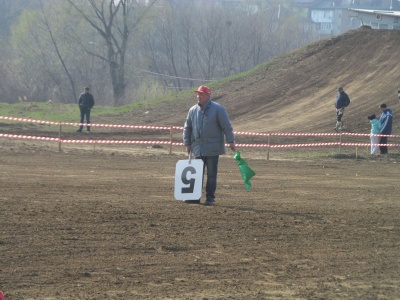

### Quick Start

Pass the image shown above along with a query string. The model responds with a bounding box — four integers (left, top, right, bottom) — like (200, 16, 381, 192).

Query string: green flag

(233, 151, 255, 191)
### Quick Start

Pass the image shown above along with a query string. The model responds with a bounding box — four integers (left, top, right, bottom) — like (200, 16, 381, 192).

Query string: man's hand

(186, 145, 191, 154)
(229, 142, 236, 152)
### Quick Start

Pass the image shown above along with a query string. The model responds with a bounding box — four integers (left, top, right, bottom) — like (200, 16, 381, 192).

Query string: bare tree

(0, 0, 44, 103)
(193, 6, 223, 81)
(5, 0, 320, 104)
(11, 8, 60, 102)
(38, 0, 78, 102)
(175, 6, 196, 89)
(0, 0, 40, 36)
(66, 0, 158, 106)
(10, 0, 84, 103)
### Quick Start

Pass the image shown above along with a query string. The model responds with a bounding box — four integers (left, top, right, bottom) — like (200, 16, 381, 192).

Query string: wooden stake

(58, 123, 62, 152)
(169, 126, 173, 155)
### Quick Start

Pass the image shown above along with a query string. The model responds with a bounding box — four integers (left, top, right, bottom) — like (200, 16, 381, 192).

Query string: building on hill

(348, 9, 400, 29)
(291, 0, 399, 35)
(348, 6, 400, 29)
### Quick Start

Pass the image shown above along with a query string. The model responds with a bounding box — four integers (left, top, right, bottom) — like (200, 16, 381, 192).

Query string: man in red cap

(183, 85, 236, 206)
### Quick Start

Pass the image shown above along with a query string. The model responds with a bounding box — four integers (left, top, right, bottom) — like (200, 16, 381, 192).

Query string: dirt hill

(123, 27, 399, 135)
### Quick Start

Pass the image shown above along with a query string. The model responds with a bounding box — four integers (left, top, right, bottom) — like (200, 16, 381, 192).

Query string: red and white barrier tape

(271, 133, 339, 137)
(0, 134, 59, 141)
(0, 116, 172, 131)
(270, 143, 341, 148)
(2, 134, 400, 148)
(234, 132, 270, 136)
(0, 116, 58, 125)
(62, 123, 172, 130)
(62, 139, 184, 145)
(341, 132, 394, 137)
(1, 115, 398, 138)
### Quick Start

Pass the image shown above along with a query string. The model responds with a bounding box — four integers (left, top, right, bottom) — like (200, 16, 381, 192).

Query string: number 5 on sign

(174, 158, 204, 200)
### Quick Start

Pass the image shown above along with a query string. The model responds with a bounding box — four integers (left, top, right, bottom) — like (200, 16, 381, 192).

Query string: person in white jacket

(183, 85, 236, 206)
(367, 114, 382, 156)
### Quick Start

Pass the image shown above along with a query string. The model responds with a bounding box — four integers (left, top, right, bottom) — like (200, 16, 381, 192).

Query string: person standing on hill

(183, 85, 236, 206)
(76, 87, 95, 133)
(334, 86, 350, 131)
(378, 103, 393, 155)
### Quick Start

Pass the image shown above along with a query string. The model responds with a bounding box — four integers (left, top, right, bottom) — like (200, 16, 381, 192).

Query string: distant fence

(1, 116, 399, 159)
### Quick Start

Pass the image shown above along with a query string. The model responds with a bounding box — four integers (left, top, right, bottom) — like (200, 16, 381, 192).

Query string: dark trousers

(78, 107, 91, 131)
(196, 155, 219, 201)
(379, 136, 388, 154)
(336, 108, 345, 122)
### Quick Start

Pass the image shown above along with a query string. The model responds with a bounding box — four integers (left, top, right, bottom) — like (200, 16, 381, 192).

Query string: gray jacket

(183, 100, 234, 157)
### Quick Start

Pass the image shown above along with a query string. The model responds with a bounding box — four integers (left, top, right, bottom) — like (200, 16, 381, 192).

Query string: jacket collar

(199, 99, 212, 111)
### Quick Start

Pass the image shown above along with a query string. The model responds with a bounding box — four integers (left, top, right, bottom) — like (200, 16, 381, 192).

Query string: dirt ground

(2, 25, 400, 300)
(1, 139, 400, 300)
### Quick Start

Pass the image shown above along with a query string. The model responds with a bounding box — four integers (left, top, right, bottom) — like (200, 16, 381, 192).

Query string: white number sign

(174, 158, 204, 200)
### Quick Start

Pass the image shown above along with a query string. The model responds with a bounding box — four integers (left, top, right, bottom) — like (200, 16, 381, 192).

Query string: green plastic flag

(233, 151, 255, 191)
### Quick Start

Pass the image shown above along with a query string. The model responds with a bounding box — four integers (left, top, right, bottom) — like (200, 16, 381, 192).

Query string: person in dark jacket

(378, 103, 393, 154)
(183, 85, 236, 206)
(334, 86, 350, 131)
(77, 87, 95, 133)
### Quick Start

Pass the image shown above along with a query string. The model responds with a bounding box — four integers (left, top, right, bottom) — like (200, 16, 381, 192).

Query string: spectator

(76, 87, 95, 133)
(367, 114, 382, 156)
(334, 86, 350, 131)
(378, 103, 393, 154)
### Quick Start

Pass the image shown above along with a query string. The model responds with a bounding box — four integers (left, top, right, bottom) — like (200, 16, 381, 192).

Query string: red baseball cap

(194, 85, 211, 95)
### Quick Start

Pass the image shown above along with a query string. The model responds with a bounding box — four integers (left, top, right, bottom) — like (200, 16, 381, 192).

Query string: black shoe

(76, 129, 82, 133)
(184, 200, 200, 204)
(204, 199, 215, 206)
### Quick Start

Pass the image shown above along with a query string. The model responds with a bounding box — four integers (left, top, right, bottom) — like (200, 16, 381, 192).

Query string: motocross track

(1, 28, 400, 299)
(1, 138, 400, 300)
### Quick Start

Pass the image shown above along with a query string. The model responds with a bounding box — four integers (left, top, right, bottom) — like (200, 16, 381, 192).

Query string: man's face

(84, 89, 89, 94)
(196, 92, 210, 106)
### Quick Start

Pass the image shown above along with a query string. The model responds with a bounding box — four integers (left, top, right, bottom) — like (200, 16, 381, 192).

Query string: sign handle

(188, 151, 192, 164)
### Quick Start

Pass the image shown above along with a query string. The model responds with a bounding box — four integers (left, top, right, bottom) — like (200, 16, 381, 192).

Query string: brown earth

(1, 139, 400, 300)
(1, 28, 400, 300)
